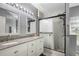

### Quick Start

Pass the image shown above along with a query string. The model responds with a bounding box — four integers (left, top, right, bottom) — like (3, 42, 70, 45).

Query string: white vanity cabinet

(0, 37, 44, 56)
(27, 40, 37, 56)
(40, 33, 54, 49)
(27, 38, 44, 56)
(0, 43, 28, 56)
(36, 39, 44, 55)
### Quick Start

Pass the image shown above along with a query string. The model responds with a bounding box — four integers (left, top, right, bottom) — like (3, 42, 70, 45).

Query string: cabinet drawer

(14, 43, 28, 56)
(0, 47, 16, 56)
(0, 43, 28, 56)
(38, 47, 43, 55)
(27, 40, 37, 56)
(28, 49, 36, 56)
(40, 38, 44, 42)
(36, 39, 44, 55)
(28, 41, 36, 49)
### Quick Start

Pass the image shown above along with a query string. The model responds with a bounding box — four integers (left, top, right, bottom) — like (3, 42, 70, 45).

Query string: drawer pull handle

(14, 50, 18, 54)
(31, 50, 33, 53)
(31, 43, 34, 46)
(40, 41, 42, 42)
(40, 48, 42, 50)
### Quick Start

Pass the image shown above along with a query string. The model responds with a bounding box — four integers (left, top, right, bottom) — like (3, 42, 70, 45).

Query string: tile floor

(43, 48, 65, 56)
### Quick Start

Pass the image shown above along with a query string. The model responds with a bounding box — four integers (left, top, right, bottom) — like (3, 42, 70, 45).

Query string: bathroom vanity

(0, 4, 43, 56)
(0, 36, 44, 56)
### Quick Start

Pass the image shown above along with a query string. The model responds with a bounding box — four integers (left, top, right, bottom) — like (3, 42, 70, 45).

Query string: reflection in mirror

(69, 3, 79, 56)
(27, 17, 36, 33)
(0, 8, 19, 34)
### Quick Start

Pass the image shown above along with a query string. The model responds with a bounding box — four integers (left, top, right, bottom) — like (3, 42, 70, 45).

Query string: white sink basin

(2, 42, 18, 45)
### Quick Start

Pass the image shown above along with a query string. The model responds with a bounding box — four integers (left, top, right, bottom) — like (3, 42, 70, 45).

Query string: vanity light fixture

(23, 8, 26, 12)
(10, 3, 16, 7)
(6, 3, 34, 17)
(32, 12, 34, 15)
(20, 6, 23, 9)
(15, 4, 19, 8)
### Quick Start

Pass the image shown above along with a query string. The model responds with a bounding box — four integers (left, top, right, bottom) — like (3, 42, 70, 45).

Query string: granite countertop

(0, 33, 36, 42)
(0, 36, 42, 50)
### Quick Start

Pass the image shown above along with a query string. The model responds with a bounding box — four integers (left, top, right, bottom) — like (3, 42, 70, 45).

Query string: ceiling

(19, 3, 38, 17)
(32, 3, 65, 17)
(20, 3, 37, 13)
(69, 3, 79, 8)
(32, 3, 79, 17)
(19, 3, 79, 18)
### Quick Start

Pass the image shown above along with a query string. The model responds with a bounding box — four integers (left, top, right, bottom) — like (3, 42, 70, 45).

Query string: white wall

(0, 16, 6, 33)
(40, 19, 53, 32)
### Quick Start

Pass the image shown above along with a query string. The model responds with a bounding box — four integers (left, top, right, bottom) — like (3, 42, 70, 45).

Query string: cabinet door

(36, 39, 44, 55)
(14, 43, 28, 56)
(0, 43, 28, 56)
(0, 47, 15, 56)
(27, 41, 37, 56)
(41, 34, 54, 49)
(43, 34, 50, 48)
(48, 34, 54, 49)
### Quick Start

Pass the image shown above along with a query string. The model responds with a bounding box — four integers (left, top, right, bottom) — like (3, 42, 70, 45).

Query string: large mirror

(0, 8, 19, 34)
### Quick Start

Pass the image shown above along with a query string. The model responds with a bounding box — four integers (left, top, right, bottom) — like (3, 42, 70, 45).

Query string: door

(40, 19, 54, 49)
(53, 17, 64, 52)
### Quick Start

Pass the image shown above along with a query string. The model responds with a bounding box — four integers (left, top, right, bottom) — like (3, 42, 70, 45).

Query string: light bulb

(20, 6, 23, 9)
(15, 4, 19, 7)
(24, 8, 26, 11)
